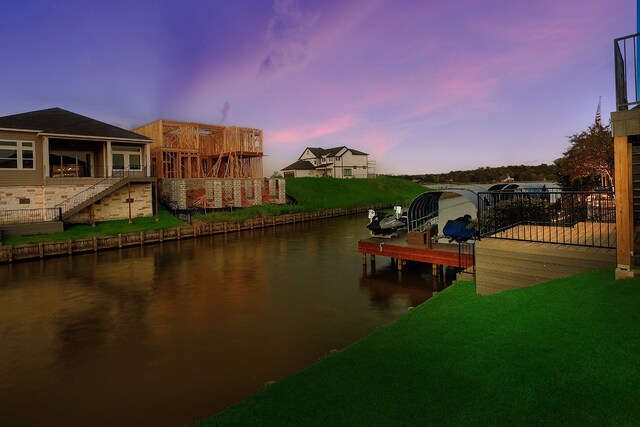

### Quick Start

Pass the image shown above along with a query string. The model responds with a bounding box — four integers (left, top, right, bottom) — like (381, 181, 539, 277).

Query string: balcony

(615, 33, 640, 111)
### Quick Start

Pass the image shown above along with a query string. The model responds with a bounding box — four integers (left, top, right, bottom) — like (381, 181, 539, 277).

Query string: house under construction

(133, 119, 285, 209)
(133, 119, 263, 179)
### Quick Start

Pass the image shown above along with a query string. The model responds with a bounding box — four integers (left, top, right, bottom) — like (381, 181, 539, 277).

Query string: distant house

(281, 146, 375, 178)
(0, 107, 154, 236)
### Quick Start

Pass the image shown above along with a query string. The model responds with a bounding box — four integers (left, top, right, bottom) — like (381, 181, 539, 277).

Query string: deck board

(358, 231, 474, 269)
(476, 238, 615, 294)
(490, 222, 616, 248)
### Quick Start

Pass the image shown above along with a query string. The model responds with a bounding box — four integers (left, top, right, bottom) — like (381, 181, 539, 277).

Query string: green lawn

(194, 176, 427, 223)
(198, 269, 640, 426)
(2, 206, 186, 245)
(3, 177, 426, 243)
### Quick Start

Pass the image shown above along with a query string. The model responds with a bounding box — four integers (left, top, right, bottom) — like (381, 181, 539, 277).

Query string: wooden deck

(358, 231, 474, 269)
(490, 221, 616, 248)
(475, 238, 615, 295)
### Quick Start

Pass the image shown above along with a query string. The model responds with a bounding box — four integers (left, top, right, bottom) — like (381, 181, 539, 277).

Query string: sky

(0, 0, 635, 176)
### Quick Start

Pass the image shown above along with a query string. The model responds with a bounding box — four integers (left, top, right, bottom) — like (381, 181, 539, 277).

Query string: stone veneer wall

(160, 178, 286, 209)
(67, 183, 153, 223)
(0, 186, 46, 210)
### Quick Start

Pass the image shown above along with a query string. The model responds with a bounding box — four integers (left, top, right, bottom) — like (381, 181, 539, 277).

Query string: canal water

(0, 215, 445, 426)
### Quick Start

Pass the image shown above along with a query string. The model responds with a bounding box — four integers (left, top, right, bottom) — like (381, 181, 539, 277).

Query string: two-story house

(0, 108, 155, 236)
(281, 146, 374, 178)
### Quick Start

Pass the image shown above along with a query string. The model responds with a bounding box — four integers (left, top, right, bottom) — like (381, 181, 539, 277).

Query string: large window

(49, 151, 92, 177)
(344, 168, 352, 177)
(0, 140, 34, 170)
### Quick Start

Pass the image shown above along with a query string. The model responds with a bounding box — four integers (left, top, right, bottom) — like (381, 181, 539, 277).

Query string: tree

(555, 123, 614, 190)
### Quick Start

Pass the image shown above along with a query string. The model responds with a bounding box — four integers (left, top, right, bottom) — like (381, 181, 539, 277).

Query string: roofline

(39, 132, 152, 143)
(0, 127, 42, 133)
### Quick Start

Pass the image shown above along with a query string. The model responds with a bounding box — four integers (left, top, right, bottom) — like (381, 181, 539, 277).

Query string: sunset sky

(0, 0, 634, 175)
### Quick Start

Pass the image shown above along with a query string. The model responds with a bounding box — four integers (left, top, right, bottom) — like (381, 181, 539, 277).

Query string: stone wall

(0, 186, 45, 210)
(161, 178, 286, 209)
(67, 183, 153, 223)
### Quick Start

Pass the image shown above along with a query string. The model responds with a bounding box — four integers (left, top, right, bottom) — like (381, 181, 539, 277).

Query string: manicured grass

(2, 177, 426, 242)
(2, 206, 185, 245)
(194, 177, 427, 223)
(198, 269, 640, 426)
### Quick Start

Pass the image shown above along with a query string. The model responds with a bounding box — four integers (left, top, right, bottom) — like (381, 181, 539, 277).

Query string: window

(344, 168, 352, 177)
(0, 140, 35, 170)
(112, 146, 142, 171)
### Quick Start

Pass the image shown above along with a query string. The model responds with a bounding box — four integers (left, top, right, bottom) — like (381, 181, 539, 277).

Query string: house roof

(303, 146, 368, 158)
(0, 107, 151, 142)
(282, 160, 316, 171)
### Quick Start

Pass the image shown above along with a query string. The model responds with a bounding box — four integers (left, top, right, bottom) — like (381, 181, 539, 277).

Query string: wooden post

(362, 254, 367, 265)
(128, 181, 132, 224)
(432, 263, 439, 277)
(155, 181, 159, 222)
(398, 259, 403, 271)
(118, 234, 122, 248)
(615, 135, 634, 279)
(67, 240, 72, 255)
(140, 231, 144, 246)
(93, 237, 98, 252)
(39, 242, 44, 259)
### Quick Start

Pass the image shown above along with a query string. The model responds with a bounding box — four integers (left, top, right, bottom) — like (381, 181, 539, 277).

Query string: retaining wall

(0, 205, 385, 263)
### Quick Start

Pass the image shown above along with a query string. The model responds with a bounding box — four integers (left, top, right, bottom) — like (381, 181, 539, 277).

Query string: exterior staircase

(55, 176, 130, 221)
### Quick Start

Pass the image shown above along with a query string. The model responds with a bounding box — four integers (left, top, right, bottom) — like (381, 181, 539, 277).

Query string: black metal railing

(47, 164, 150, 179)
(615, 33, 640, 111)
(0, 208, 62, 226)
(477, 190, 615, 248)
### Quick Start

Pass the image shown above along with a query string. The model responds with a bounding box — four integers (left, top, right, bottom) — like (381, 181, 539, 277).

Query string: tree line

(390, 123, 614, 190)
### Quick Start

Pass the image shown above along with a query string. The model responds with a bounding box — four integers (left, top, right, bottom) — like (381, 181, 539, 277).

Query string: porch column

(145, 144, 151, 177)
(615, 135, 634, 279)
(106, 140, 112, 176)
(42, 136, 49, 179)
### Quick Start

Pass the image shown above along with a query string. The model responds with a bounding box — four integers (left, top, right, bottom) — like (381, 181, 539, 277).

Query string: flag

(595, 96, 602, 125)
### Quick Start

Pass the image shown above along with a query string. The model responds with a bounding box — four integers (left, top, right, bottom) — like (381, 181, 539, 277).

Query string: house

(0, 107, 155, 236)
(281, 146, 375, 178)
(133, 119, 285, 208)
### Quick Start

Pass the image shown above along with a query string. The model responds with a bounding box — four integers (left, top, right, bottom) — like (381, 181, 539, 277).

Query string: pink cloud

(267, 114, 356, 145)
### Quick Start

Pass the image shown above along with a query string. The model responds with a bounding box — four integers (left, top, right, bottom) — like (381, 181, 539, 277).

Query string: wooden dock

(357, 231, 474, 269)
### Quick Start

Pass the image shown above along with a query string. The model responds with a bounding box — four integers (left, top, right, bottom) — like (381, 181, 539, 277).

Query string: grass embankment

(2, 177, 426, 245)
(199, 269, 640, 426)
(2, 206, 185, 245)
(194, 176, 426, 223)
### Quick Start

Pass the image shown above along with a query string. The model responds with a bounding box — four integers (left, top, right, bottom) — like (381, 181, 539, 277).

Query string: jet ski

(442, 214, 475, 243)
(367, 207, 407, 237)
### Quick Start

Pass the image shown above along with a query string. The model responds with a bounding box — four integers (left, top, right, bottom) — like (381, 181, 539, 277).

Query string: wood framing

(133, 119, 264, 179)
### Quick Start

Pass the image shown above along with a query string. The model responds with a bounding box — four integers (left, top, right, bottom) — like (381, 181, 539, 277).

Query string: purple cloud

(259, 0, 316, 75)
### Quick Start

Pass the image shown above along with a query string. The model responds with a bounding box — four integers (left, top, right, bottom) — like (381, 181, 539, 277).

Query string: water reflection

(0, 215, 442, 426)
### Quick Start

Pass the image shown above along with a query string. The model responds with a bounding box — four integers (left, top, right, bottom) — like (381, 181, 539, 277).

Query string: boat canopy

(407, 187, 483, 232)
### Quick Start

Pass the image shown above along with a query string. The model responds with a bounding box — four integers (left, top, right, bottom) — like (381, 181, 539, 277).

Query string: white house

(281, 146, 375, 178)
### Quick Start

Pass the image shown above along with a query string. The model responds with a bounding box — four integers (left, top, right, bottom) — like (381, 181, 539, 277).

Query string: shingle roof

(282, 160, 316, 171)
(303, 146, 368, 157)
(0, 107, 151, 141)
(349, 148, 368, 156)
